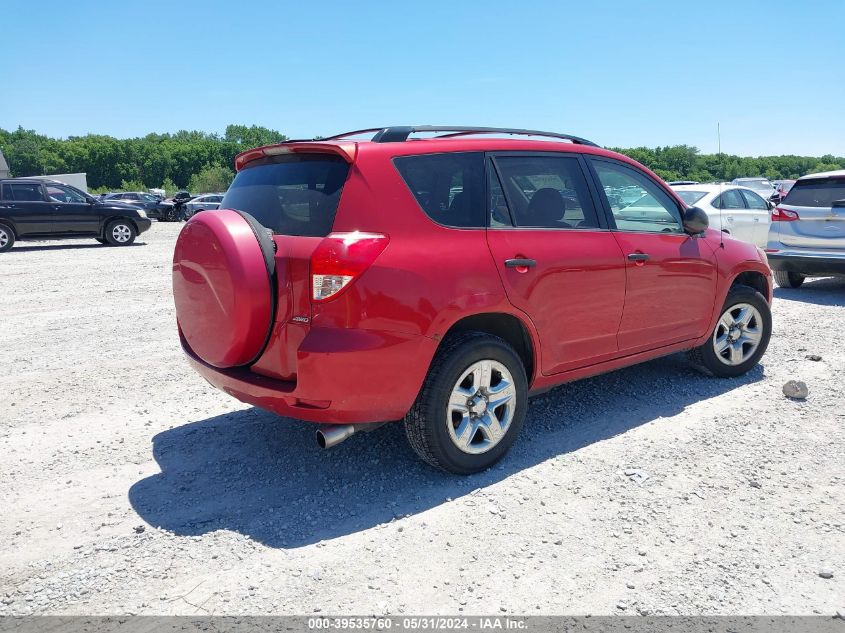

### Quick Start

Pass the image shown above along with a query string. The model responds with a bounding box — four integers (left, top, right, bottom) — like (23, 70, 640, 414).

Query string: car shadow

(773, 276, 845, 307)
(10, 242, 146, 253)
(129, 354, 764, 549)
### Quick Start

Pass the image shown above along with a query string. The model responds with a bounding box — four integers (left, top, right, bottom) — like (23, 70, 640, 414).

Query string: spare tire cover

(173, 209, 274, 368)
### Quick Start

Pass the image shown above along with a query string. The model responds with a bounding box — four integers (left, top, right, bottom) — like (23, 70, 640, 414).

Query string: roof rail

(317, 126, 599, 147)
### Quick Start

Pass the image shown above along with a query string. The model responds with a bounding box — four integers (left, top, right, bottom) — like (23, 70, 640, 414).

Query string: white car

(670, 184, 772, 247)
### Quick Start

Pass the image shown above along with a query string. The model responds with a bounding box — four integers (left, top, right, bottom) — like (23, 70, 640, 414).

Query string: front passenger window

(592, 160, 683, 233)
(46, 185, 86, 204)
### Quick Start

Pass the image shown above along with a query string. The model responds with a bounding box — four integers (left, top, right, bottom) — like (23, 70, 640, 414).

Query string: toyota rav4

(172, 126, 773, 474)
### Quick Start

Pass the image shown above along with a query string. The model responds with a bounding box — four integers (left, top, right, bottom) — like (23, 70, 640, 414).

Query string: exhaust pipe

(316, 423, 385, 449)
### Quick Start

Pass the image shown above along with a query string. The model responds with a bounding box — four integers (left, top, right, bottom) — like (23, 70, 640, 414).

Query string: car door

(587, 158, 718, 354)
(0, 182, 53, 235)
(485, 153, 627, 375)
(45, 184, 100, 234)
(738, 188, 772, 247)
(713, 188, 755, 243)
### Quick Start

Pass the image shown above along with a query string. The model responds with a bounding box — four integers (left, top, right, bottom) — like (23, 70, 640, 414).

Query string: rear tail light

(311, 232, 389, 302)
(772, 207, 799, 222)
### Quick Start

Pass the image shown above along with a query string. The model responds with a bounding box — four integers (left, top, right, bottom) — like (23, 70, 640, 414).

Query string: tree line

(0, 124, 287, 194)
(1, 125, 843, 194)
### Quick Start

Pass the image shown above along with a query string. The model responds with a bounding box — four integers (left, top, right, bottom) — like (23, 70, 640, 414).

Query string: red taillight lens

(311, 232, 389, 302)
(772, 207, 800, 222)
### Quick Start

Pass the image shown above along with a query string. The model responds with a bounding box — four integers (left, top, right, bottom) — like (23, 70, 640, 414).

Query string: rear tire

(773, 270, 805, 288)
(686, 284, 771, 378)
(0, 222, 15, 252)
(104, 220, 136, 246)
(405, 332, 527, 475)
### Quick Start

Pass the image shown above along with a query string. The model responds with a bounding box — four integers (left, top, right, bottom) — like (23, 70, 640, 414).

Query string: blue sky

(2, 0, 843, 156)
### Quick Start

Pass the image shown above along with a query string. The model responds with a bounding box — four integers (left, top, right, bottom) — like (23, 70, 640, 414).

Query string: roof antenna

(718, 122, 725, 249)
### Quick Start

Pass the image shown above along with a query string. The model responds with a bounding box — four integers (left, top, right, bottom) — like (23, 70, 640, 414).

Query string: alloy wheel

(446, 360, 516, 454)
(0, 228, 8, 248)
(112, 224, 132, 243)
(713, 303, 764, 366)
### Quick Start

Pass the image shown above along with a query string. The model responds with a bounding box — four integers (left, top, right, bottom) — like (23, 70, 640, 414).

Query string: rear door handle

(504, 258, 536, 268)
(627, 253, 650, 262)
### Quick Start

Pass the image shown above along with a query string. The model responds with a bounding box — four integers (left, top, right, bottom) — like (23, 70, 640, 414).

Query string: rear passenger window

(492, 155, 600, 229)
(713, 190, 745, 210)
(222, 154, 350, 237)
(393, 152, 486, 228)
(2, 183, 45, 202)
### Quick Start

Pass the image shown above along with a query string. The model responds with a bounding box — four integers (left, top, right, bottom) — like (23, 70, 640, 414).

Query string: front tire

(0, 222, 15, 252)
(773, 270, 805, 288)
(405, 332, 528, 475)
(687, 284, 771, 377)
(104, 220, 137, 246)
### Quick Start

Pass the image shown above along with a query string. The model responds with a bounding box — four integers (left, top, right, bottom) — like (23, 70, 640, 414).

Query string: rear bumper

(767, 250, 845, 276)
(182, 327, 437, 424)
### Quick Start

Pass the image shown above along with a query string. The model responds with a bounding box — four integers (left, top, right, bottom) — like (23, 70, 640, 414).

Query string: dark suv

(172, 126, 773, 474)
(0, 179, 151, 252)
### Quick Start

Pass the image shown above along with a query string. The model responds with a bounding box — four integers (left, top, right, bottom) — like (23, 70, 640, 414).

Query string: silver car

(766, 170, 845, 288)
(732, 177, 777, 201)
(183, 194, 224, 219)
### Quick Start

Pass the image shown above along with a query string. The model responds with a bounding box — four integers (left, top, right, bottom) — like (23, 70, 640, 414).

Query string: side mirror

(683, 206, 709, 236)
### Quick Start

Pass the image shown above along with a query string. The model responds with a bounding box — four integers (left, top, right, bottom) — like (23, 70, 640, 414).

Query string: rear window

(221, 154, 350, 236)
(783, 178, 845, 207)
(674, 190, 707, 205)
(393, 152, 486, 228)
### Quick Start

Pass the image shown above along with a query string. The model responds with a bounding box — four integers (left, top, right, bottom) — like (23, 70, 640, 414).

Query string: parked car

(161, 191, 197, 221)
(183, 193, 224, 219)
(102, 191, 174, 220)
(732, 177, 777, 201)
(171, 125, 773, 474)
(771, 179, 796, 204)
(670, 184, 771, 247)
(766, 169, 845, 288)
(0, 179, 151, 251)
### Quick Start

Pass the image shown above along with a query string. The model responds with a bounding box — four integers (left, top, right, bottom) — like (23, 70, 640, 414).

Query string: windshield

(221, 154, 350, 236)
(674, 190, 707, 205)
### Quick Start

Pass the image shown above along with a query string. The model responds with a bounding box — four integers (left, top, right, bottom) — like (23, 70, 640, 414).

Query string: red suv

(172, 126, 773, 474)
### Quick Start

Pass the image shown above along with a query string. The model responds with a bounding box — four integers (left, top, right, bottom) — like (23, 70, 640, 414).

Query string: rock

(805, 354, 822, 361)
(623, 469, 650, 485)
(616, 601, 627, 610)
(133, 525, 145, 534)
(818, 569, 833, 579)
(783, 380, 808, 400)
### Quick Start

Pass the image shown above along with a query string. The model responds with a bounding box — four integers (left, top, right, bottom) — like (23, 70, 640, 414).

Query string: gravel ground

(0, 222, 842, 617)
